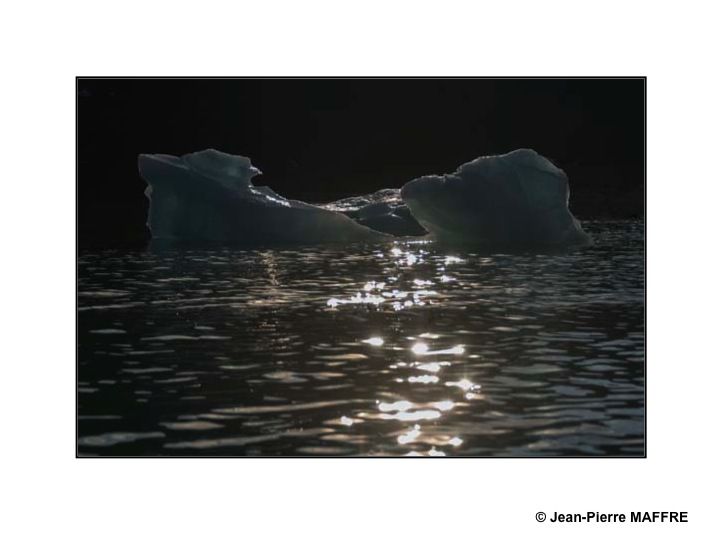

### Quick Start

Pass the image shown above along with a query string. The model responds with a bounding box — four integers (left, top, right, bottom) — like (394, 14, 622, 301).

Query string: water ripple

(78, 221, 644, 456)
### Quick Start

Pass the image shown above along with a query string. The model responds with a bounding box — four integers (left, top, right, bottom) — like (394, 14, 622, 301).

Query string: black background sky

(78, 78, 644, 248)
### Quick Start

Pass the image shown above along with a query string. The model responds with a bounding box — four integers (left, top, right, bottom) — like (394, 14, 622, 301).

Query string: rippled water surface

(78, 221, 644, 456)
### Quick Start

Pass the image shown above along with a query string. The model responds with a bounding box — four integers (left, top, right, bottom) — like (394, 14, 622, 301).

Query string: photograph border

(76, 76, 647, 459)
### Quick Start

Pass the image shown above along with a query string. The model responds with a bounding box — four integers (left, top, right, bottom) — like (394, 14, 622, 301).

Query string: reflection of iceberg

(139, 150, 386, 245)
(139, 148, 589, 248)
(401, 149, 589, 247)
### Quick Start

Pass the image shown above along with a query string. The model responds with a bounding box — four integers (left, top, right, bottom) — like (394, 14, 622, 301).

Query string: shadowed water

(77, 220, 644, 456)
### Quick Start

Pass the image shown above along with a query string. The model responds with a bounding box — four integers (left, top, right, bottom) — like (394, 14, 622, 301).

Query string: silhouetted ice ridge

(139, 148, 589, 248)
(139, 149, 386, 246)
(401, 149, 589, 247)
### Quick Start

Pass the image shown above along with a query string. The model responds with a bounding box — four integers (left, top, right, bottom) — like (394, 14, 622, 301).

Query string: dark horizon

(77, 77, 645, 248)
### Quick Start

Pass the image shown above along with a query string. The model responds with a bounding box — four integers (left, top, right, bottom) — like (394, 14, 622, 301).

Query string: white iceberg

(139, 149, 386, 246)
(400, 149, 590, 247)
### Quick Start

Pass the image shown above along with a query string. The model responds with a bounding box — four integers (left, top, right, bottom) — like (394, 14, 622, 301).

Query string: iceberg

(139, 149, 386, 246)
(139, 148, 589, 249)
(321, 188, 426, 237)
(400, 149, 590, 247)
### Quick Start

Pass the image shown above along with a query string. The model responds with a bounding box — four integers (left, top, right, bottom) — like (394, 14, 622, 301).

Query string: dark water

(77, 220, 644, 456)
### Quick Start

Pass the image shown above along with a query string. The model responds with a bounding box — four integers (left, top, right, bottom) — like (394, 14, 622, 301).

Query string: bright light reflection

(412, 342, 429, 355)
(448, 436, 463, 447)
(416, 361, 445, 373)
(362, 337, 384, 346)
(377, 399, 453, 421)
(327, 292, 385, 308)
(398, 425, 421, 444)
(363, 281, 385, 291)
(408, 375, 439, 384)
(432, 400, 455, 412)
(378, 400, 413, 412)
(339, 416, 355, 426)
(444, 256, 464, 264)
(383, 290, 408, 299)
(382, 410, 442, 421)
(446, 379, 479, 392)
(411, 343, 464, 356)
(406, 448, 446, 457)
